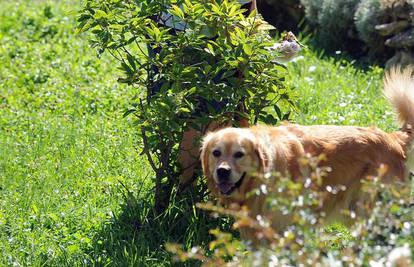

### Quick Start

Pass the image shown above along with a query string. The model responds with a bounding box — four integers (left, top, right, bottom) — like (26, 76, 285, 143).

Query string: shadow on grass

(87, 182, 233, 266)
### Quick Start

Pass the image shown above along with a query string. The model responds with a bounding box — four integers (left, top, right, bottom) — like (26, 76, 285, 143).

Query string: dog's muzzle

(217, 167, 231, 182)
(217, 172, 246, 195)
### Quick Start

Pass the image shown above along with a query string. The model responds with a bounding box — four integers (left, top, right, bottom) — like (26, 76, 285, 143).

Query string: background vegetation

(0, 0, 411, 266)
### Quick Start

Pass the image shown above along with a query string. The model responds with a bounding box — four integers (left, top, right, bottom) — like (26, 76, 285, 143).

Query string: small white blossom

(308, 66, 317, 72)
(386, 244, 412, 267)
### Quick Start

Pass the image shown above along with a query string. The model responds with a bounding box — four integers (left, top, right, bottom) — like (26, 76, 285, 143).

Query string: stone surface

(385, 28, 414, 48)
(385, 50, 414, 69)
(375, 20, 410, 36)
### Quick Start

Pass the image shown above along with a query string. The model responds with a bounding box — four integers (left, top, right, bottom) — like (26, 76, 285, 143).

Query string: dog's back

(252, 68, 414, 223)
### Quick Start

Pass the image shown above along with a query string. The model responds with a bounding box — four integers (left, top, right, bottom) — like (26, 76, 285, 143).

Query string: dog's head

(200, 128, 269, 199)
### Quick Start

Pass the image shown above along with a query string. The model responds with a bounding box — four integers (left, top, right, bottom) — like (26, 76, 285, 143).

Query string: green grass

(288, 50, 395, 130)
(0, 0, 411, 266)
(0, 1, 149, 265)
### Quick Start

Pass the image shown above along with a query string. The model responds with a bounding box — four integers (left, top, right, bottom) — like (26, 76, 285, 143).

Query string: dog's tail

(384, 66, 414, 134)
(384, 67, 414, 177)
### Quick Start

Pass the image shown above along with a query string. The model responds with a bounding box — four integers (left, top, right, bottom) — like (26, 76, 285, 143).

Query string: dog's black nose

(217, 167, 231, 181)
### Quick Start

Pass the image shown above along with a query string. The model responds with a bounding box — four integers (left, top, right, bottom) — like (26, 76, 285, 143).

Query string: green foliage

(77, 0, 295, 213)
(300, 0, 360, 50)
(354, 0, 382, 45)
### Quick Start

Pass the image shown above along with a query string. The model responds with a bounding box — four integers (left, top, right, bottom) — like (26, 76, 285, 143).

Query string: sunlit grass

(0, 1, 150, 265)
(288, 51, 394, 130)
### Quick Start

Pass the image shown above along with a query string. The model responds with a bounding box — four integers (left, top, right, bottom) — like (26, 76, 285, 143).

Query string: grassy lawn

(0, 0, 410, 266)
(0, 1, 150, 265)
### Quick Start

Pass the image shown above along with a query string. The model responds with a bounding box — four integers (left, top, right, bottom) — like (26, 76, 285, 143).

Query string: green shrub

(300, 0, 361, 50)
(77, 0, 295, 213)
(354, 0, 382, 46)
(300, 0, 323, 27)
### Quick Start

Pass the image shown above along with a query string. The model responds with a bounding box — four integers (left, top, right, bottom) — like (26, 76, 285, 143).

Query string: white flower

(308, 66, 316, 72)
(370, 259, 386, 267)
(304, 77, 313, 82)
(268, 254, 279, 267)
(386, 244, 412, 267)
(323, 253, 343, 267)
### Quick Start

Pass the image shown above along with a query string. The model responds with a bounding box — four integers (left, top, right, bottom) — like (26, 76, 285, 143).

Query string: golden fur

(200, 67, 414, 239)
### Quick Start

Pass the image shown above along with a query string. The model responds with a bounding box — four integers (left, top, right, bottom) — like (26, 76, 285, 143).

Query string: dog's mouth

(217, 172, 246, 195)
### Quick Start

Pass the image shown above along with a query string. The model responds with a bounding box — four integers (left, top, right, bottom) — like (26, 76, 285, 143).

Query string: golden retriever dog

(200, 67, 414, 239)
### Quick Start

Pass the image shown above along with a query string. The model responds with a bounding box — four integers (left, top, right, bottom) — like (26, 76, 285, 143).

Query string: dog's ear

(200, 132, 214, 178)
(200, 133, 222, 197)
(254, 141, 270, 174)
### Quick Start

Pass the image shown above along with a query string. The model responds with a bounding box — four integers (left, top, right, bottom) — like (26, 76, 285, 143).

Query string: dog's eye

(212, 150, 221, 157)
(234, 151, 244, 159)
